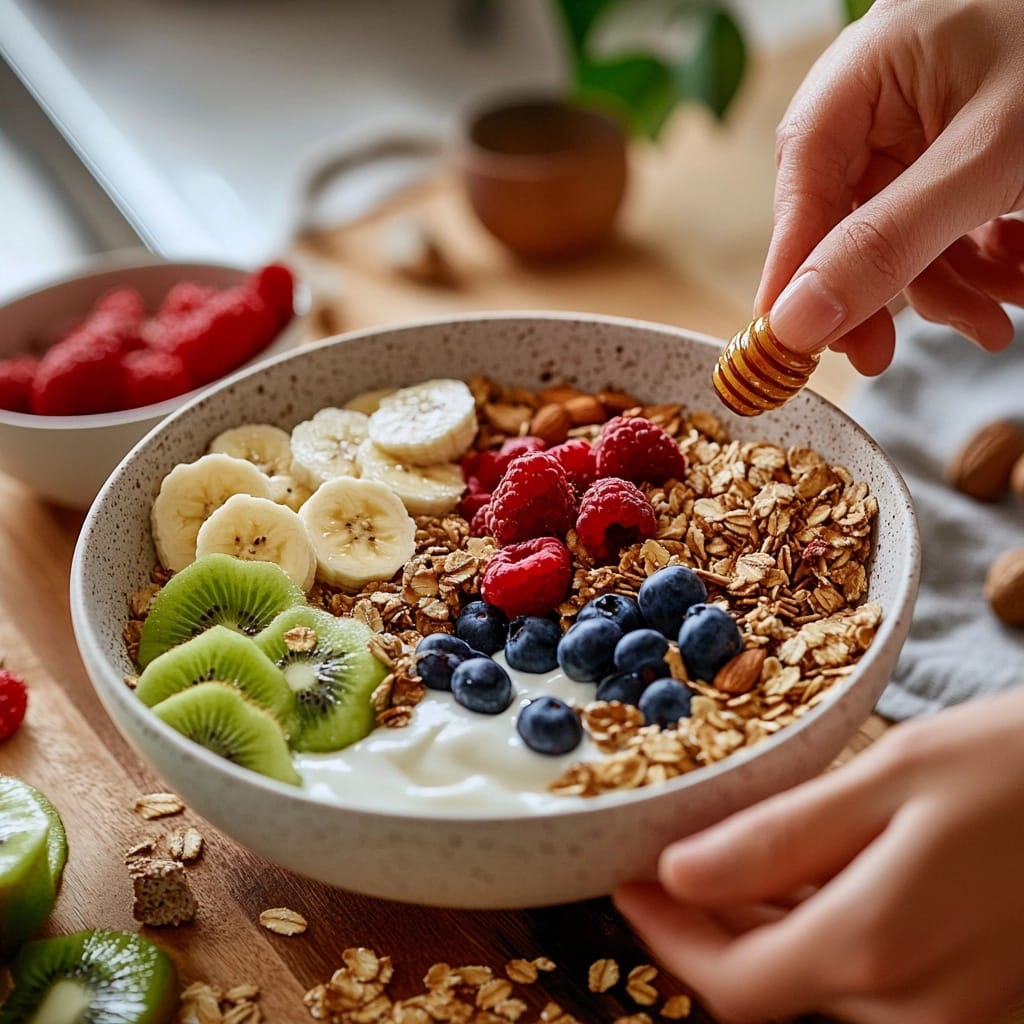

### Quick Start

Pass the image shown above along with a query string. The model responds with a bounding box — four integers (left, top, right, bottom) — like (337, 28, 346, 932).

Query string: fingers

(829, 307, 897, 376)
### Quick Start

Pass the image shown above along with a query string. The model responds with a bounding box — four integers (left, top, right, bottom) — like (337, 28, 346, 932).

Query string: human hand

(757, 0, 1024, 376)
(614, 687, 1024, 1023)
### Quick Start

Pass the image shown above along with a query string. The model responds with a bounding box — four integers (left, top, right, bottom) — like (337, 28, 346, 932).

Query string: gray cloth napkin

(846, 308, 1024, 720)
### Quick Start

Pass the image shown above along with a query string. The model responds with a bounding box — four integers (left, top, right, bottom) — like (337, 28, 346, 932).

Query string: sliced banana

(195, 493, 317, 592)
(368, 378, 477, 465)
(356, 439, 465, 516)
(268, 473, 315, 512)
(344, 387, 396, 416)
(299, 477, 416, 590)
(290, 408, 368, 489)
(207, 423, 294, 477)
(151, 453, 272, 572)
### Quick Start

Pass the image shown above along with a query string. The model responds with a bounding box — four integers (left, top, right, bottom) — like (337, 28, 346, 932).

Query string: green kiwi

(137, 553, 305, 668)
(0, 928, 177, 1024)
(254, 606, 388, 753)
(0, 775, 67, 894)
(135, 625, 292, 723)
(151, 681, 301, 786)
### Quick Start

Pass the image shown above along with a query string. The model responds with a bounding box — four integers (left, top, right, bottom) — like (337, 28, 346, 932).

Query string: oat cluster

(176, 981, 262, 1024)
(302, 949, 690, 1024)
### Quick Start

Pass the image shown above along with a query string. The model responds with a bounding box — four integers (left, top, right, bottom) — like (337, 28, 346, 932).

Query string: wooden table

(1, 33, 892, 1024)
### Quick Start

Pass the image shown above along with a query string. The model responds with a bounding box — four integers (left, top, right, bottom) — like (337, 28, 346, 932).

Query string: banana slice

(368, 378, 477, 465)
(356, 439, 465, 516)
(195, 493, 317, 591)
(344, 387, 396, 416)
(208, 423, 294, 477)
(290, 408, 368, 489)
(299, 478, 416, 590)
(151, 453, 272, 572)
(268, 473, 315, 512)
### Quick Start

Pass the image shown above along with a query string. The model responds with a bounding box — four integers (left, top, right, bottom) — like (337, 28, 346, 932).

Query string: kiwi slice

(0, 779, 57, 961)
(135, 625, 292, 723)
(152, 681, 301, 786)
(254, 607, 388, 753)
(0, 928, 177, 1024)
(0, 775, 67, 893)
(137, 553, 305, 668)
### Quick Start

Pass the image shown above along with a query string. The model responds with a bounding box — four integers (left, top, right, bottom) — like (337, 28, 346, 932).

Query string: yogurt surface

(294, 656, 605, 815)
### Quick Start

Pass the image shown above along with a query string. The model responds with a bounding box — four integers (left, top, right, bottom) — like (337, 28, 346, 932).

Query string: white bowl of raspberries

(71, 312, 920, 908)
(0, 251, 303, 509)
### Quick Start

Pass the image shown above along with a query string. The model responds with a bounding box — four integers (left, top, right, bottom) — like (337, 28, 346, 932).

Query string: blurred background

(0, 0, 855, 394)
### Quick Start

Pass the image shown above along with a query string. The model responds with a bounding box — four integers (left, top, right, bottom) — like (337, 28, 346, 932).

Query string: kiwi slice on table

(137, 553, 305, 668)
(0, 928, 177, 1024)
(0, 776, 67, 961)
(134, 625, 291, 722)
(152, 681, 300, 786)
(255, 606, 388, 753)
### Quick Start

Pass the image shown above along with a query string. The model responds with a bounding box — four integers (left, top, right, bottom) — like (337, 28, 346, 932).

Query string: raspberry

(462, 436, 547, 492)
(576, 477, 658, 559)
(546, 438, 597, 493)
(0, 357, 39, 413)
(458, 489, 491, 521)
(481, 537, 573, 618)
(486, 452, 577, 546)
(469, 501, 493, 537)
(156, 281, 218, 318)
(249, 262, 296, 326)
(594, 415, 688, 484)
(30, 328, 128, 415)
(0, 669, 28, 741)
(120, 349, 194, 409)
(92, 286, 146, 324)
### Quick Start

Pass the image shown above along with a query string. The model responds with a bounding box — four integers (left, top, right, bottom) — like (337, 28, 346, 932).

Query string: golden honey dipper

(711, 313, 820, 416)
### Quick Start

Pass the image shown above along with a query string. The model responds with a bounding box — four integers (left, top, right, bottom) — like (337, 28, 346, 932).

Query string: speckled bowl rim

(72, 310, 921, 824)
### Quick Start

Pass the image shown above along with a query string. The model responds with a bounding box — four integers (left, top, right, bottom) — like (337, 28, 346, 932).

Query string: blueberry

(677, 603, 743, 682)
(516, 696, 583, 755)
(595, 671, 648, 706)
(637, 565, 708, 638)
(639, 678, 694, 727)
(613, 628, 669, 673)
(415, 634, 477, 691)
(557, 617, 623, 682)
(505, 616, 562, 674)
(450, 657, 513, 714)
(454, 600, 509, 655)
(575, 593, 644, 634)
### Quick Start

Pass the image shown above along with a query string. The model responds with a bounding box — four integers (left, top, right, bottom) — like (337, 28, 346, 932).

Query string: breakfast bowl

(0, 251, 304, 509)
(70, 312, 920, 909)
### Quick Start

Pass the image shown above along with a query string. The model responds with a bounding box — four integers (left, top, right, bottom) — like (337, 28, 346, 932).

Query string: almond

(538, 384, 585, 405)
(1011, 453, 1024, 500)
(483, 401, 532, 436)
(713, 647, 766, 695)
(529, 403, 572, 445)
(945, 420, 1024, 501)
(985, 548, 1024, 627)
(563, 394, 607, 426)
(596, 389, 642, 414)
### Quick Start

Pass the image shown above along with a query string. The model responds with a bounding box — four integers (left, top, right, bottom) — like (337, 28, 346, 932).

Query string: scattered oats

(532, 957, 557, 973)
(476, 977, 513, 1009)
(625, 965, 658, 1006)
(221, 1003, 259, 1024)
(588, 958, 620, 993)
(224, 985, 260, 1002)
(613, 1015, 653, 1024)
(168, 826, 204, 863)
(134, 792, 185, 819)
(343, 947, 386, 982)
(458, 965, 495, 987)
(258, 907, 307, 936)
(505, 959, 538, 985)
(124, 838, 158, 862)
(660, 993, 692, 1019)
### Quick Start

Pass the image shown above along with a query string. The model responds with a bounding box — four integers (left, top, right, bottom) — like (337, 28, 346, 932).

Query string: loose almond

(529, 403, 572, 445)
(946, 420, 1024, 501)
(985, 548, 1024, 627)
(713, 648, 766, 695)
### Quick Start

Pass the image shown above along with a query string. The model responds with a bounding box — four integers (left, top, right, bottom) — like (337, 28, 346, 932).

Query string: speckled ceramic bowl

(0, 251, 305, 509)
(70, 313, 920, 909)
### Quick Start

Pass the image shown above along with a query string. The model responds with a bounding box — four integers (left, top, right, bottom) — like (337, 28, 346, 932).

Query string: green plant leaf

(843, 0, 875, 20)
(571, 53, 676, 139)
(673, 4, 747, 121)
(550, 0, 620, 56)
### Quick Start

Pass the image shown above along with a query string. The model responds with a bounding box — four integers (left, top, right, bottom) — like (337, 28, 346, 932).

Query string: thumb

(769, 98, 1019, 353)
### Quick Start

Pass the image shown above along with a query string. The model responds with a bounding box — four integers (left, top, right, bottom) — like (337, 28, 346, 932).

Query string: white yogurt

(294, 656, 603, 815)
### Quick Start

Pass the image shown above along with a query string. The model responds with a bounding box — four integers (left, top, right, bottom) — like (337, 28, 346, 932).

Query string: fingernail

(769, 270, 847, 353)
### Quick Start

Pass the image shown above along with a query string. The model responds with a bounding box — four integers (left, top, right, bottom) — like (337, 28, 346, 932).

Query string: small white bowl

(71, 313, 920, 908)
(0, 252, 304, 509)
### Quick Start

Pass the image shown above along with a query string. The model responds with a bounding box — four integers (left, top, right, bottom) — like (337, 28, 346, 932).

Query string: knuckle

(839, 218, 908, 294)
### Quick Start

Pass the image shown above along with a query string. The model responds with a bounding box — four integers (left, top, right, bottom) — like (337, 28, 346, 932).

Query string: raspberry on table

(480, 537, 573, 618)
(576, 477, 658, 559)
(0, 669, 28, 740)
(486, 452, 577, 546)
(594, 415, 688, 484)
(546, 438, 598, 493)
